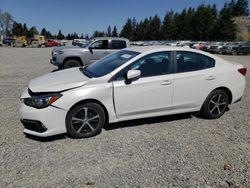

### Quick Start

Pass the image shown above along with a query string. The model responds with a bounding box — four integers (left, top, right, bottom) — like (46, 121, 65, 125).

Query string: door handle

(206, 76, 215, 80)
(161, 80, 172, 85)
(104, 51, 110, 55)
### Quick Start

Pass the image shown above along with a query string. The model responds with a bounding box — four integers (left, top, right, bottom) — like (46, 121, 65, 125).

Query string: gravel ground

(0, 47, 249, 188)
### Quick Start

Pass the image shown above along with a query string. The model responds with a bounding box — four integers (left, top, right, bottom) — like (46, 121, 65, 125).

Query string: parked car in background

(207, 42, 225, 54)
(51, 37, 130, 69)
(202, 42, 212, 52)
(3, 38, 15, 46)
(191, 42, 205, 50)
(72, 39, 87, 46)
(20, 46, 247, 138)
(47, 39, 64, 47)
(235, 42, 250, 55)
(221, 42, 241, 55)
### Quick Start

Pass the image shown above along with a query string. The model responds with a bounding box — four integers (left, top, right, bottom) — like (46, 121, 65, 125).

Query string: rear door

(172, 51, 216, 113)
(109, 40, 127, 54)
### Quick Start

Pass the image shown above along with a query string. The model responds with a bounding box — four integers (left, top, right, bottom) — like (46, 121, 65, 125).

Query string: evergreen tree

(57, 29, 64, 40)
(215, 3, 237, 41)
(191, 5, 217, 41)
(146, 15, 161, 40)
(92, 30, 105, 38)
(230, 0, 249, 16)
(12, 21, 24, 36)
(80, 33, 84, 39)
(112, 25, 118, 37)
(66, 33, 71, 40)
(107, 25, 111, 37)
(120, 18, 134, 40)
(134, 18, 149, 41)
(161, 10, 176, 40)
(85, 34, 89, 39)
(40, 28, 47, 36)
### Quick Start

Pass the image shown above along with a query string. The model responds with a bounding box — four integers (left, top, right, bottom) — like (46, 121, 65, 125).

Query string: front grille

(21, 119, 47, 133)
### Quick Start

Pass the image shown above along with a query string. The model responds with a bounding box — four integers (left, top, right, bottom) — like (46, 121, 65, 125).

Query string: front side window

(176, 51, 215, 73)
(114, 52, 171, 81)
(90, 40, 108, 49)
(111, 40, 127, 49)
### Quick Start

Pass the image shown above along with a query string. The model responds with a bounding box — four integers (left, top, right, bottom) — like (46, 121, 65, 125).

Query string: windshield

(84, 50, 140, 77)
(80, 39, 94, 48)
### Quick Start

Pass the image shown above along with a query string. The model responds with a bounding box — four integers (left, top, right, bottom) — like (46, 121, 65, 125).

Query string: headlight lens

(24, 94, 62, 108)
(55, 50, 63, 55)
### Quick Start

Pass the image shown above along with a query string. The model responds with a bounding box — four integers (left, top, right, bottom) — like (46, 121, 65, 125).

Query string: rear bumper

(231, 81, 246, 104)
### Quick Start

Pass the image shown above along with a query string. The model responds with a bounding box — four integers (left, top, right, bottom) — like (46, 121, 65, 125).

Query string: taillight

(238, 68, 247, 76)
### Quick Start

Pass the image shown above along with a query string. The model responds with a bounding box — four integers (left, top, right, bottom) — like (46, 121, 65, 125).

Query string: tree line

(119, 0, 249, 41)
(0, 0, 249, 41)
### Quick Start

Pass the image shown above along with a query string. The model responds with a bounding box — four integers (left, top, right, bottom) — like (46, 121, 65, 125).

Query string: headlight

(55, 50, 63, 55)
(24, 94, 62, 109)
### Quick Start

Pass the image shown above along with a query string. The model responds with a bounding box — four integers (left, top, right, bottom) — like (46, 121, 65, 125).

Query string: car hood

(29, 68, 90, 93)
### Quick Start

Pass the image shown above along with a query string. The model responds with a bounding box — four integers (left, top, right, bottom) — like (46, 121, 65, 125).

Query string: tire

(231, 50, 237, 56)
(64, 59, 81, 69)
(31, 41, 39, 48)
(200, 89, 229, 119)
(66, 103, 106, 138)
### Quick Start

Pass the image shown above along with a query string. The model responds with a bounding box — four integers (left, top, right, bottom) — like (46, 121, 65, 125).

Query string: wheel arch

(211, 86, 233, 104)
(66, 99, 109, 125)
(63, 56, 84, 66)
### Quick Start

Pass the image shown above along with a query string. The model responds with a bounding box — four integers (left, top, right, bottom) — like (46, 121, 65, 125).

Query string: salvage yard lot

(0, 47, 249, 187)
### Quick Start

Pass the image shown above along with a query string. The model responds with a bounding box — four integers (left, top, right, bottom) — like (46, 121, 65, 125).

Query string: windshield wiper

(79, 67, 94, 78)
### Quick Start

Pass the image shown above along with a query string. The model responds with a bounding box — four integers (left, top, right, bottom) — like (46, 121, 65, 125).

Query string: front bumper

(221, 49, 231, 54)
(20, 103, 68, 137)
(50, 58, 62, 66)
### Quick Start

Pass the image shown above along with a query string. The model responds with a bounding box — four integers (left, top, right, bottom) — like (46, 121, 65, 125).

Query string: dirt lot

(0, 47, 249, 187)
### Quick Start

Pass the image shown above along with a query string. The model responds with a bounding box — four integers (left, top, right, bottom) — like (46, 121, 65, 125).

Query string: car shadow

(25, 109, 231, 142)
(51, 68, 61, 72)
(25, 133, 67, 142)
(104, 112, 195, 131)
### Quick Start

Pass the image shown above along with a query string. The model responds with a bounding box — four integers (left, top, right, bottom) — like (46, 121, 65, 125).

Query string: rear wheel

(66, 103, 106, 138)
(200, 90, 229, 119)
(64, 59, 81, 69)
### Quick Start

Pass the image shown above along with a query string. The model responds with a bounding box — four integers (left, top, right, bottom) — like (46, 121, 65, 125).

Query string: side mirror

(126, 70, 141, 83)
(88, 46, 93, 54)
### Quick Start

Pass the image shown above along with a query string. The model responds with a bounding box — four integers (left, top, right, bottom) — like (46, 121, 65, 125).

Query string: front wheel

(66, 103, 106, 138)
(200, 90, 229, 119)
(63, 59, 81, 69)
(231, 50, 237, 56)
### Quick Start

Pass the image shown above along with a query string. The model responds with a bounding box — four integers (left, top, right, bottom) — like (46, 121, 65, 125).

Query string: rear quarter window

(111, 40, 127, 49)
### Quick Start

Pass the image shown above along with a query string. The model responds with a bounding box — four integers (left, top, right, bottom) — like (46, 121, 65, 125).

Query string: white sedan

(20, 46, 247, 138)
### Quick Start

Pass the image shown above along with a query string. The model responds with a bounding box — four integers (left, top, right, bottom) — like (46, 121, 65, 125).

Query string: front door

(87, 40, 109, 64)
(113, 51, 174, 120)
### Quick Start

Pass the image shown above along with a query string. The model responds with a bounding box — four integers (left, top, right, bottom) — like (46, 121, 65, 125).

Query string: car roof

(93, 37, 129, 41)
(125, 45, 207, 54)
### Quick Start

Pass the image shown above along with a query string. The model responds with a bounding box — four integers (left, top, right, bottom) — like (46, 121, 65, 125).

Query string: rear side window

(111, 40, 127, 49)
(176, 51, 215, 73)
